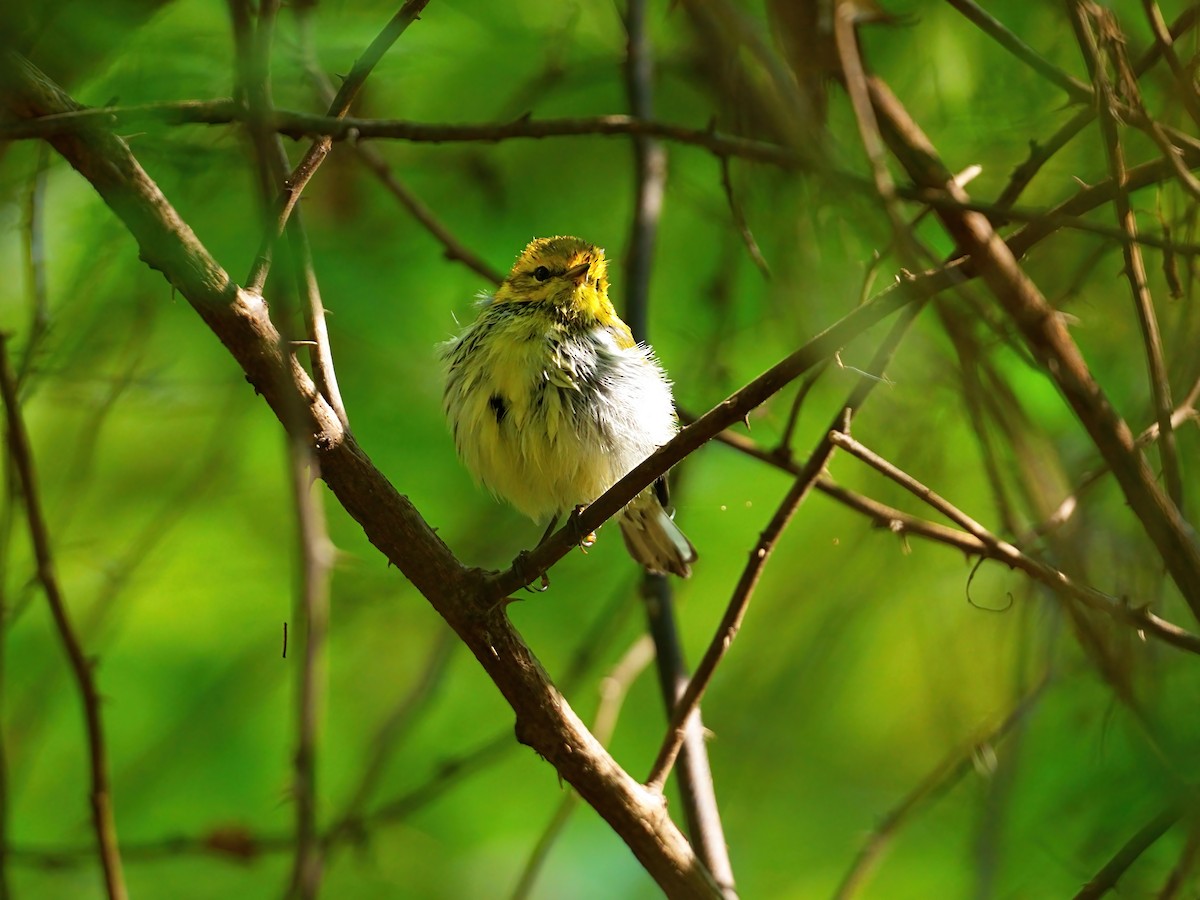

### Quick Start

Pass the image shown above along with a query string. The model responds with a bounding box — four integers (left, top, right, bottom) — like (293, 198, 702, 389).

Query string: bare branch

(833, 674, 1050, 900)
(1158, 819, 1200, 899)
(0, 336, 127, 899)
(867, 74, 1200, 622)
(945, 0, 1092, 102)
(0, 101, 813, 170)
(284, 444, 331, 900)
(618, 2, 736, 892)
(718, 156, 771, 278)
(992, 4, 1200, 210)
(1070, 3, 1183, 511)
(17, 145, 50, 385)
(1073, 806, 1182, 899)
(828, 430, 1200, 655)
(645, 408, 848, 792)
(833, 0, 918, 263)
(243, 0, 433, 295)
(293, 8, 503, 285)
(902, 189, 1200, 256)
(0, 51, 722, 899)
(1140, 0, 1200, 129)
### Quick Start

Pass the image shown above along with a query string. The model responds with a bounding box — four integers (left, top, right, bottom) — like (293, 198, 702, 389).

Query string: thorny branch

(0, 51, 724, 900)
(4, 0, 1200, 895)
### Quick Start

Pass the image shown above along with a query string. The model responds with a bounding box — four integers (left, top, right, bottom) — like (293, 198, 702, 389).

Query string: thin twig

(0, 144, 52, 900)
(775, 365, 831, 457)
(0, 461, 10, 900)
(5, 387, 245, 769)
(1073, 806, 1182, 899)
(651, 280, 929, 795)
(295, 7, 501, 286)
(700, 404, 1200, 656)
(937, 303, 1023, 535)
(17, 144, 50, 385)
(0, 101, 812, 170)
(833, 673, 1050, 900)
(284, 435, 332, 900)
(293, 8, 501, 286)
(773, 235, 885, 459)
(1158, 818, 1200, 899)
(622, 0, 667, 342)
(322, 627, 455, 855)
(902, 188, 1200, 256)
(647, 291, 928, 791)
(645, 408, 848, 792)
(827, 430, 1200, 655)
(945, 0, 1092, 102)
(951, 0, 1200, 186)
(1025, 374, 1200, 556)
(990, 5, 1200, 211)
(833, 0, 917, 264)
(1140, 0, 1200, 129)
(1070, 3, 1183, 511)
(719, 156, 770, 279)
(237, 0, 350, 427)
(244, 0, 433, 295)
(620, 1, 735, 892)
(686, 414, 989, 554)
(867, 74, 1200, 622)
(0, 337, 127, 900)
(640, 573, 735, 894)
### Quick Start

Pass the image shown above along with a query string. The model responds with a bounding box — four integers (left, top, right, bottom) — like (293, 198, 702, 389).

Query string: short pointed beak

(565, 262, 591, 285)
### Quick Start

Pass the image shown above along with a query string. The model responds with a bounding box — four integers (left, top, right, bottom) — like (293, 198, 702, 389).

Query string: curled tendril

(966, 557, 1015, 613)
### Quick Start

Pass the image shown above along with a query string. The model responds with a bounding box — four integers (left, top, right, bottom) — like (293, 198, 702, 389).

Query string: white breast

(443, 318, 679, 521)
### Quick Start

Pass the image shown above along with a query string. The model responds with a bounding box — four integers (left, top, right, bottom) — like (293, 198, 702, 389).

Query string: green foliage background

(1, 0, 1198, 897)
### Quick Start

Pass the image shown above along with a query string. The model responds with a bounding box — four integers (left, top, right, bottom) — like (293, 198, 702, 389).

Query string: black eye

(533, 266, 551, 282)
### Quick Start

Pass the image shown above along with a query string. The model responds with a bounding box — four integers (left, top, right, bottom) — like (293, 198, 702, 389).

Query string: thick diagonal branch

(0, 51, 722, 900)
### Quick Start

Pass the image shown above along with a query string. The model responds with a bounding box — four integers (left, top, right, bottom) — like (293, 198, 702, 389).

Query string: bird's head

(494, 236, 615, 323)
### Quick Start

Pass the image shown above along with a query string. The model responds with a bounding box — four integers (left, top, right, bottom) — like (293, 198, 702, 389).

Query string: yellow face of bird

(493, 236, 614, 323)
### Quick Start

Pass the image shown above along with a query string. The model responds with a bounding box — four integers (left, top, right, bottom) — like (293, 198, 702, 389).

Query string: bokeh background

(1, 0, 1199, 897)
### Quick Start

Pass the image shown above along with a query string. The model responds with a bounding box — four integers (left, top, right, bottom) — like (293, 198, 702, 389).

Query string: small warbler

(441, 236, 696, 577)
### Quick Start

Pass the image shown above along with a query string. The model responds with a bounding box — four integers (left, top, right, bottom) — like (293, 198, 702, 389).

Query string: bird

(441, 235, 696, 578)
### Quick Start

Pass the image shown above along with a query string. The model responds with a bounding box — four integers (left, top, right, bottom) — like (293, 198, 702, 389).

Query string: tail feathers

(619, 499, 697, 578)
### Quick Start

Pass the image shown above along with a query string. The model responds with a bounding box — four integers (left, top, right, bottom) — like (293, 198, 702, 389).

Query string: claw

(513, 549, 551, 592)
(523, 572, 550, 593)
